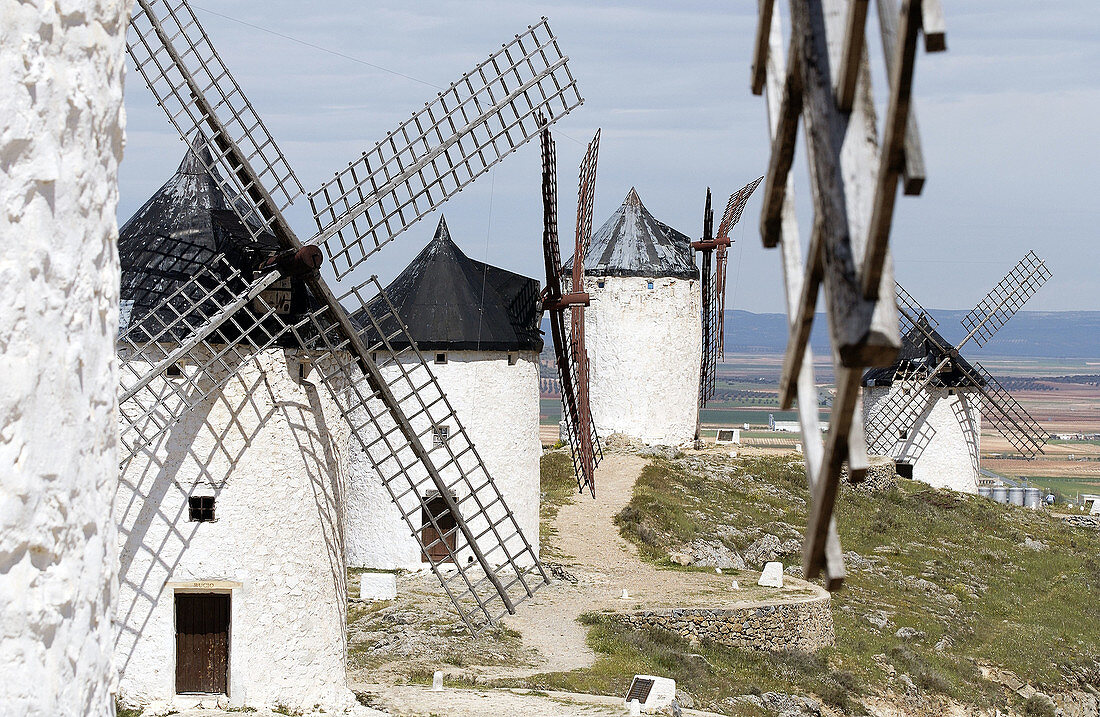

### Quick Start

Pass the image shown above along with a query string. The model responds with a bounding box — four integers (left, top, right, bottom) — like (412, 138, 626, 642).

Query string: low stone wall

(842, 455, 898, 493)
(617, 593, 834, 652)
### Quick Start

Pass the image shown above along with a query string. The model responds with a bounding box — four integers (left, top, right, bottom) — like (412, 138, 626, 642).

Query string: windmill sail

(309, 19, 583, 279)
(961, 251, 1051, 347)
(122, 0, 582, 632)
(699, 190, 718, 406)
(697, 177, 763, 408)
(128, 0, 302, 241)
(539, 120, 602, 495)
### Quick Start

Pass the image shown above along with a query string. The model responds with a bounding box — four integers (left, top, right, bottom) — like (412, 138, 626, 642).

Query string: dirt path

(484, 451, 823, 677)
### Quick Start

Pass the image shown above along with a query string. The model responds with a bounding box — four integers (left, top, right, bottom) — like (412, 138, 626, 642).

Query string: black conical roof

(118, 146, 281, 326)
(862, 319, 985, 388)
(566, 188, 698, 280)
(356, 218, 543, 352)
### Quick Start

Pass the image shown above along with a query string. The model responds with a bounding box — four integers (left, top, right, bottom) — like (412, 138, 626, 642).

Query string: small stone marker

(359, 572, 397, 601)
(621, 588, 630, 599)
(431, 670, 443, 692)
(758, 561, 784, 588)
(729, 580, 740, 591)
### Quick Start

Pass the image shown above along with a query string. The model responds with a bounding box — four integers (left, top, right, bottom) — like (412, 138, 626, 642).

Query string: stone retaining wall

(617, 593, 834, 652)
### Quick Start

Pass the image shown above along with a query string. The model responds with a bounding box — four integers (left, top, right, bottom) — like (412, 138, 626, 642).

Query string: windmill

(119, 0, 582, 633)
(694, 177, 763, 408)
(863, 252, 1051, 490)
(538, 117, 603, 496)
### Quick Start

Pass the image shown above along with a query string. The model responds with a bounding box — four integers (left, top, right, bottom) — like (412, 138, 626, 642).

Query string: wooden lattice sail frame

(538, 115, 603, 496)
(749, 0, 947, 587)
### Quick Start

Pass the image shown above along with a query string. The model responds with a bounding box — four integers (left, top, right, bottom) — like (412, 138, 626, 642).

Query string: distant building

(570, 188, 701, 446)
(862, 320, 983, 493)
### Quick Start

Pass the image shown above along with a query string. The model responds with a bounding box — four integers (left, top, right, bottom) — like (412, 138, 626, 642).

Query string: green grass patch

(537, 453, 1100, 712)
(540, 450, 579, 554)
(506, 612, 861, 715)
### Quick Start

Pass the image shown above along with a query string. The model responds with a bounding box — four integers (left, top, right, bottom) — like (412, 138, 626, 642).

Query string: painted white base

(1, 3, 128, 714)
(115, 349, 356, 711)
(863, 386, 982, 494)
(585, 276, 701, 446)
(345, 350, 541, 571)
(359, 573, 397, 601)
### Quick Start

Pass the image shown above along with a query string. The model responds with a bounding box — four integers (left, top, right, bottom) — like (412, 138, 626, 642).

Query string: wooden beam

(751, 0, 777, 95)
(861, 0, 921, 299)
(760, 42, 802, 248)
(778, 218, 823, 409)
(804, 366, 861, 578)
(833, 0, 870, 112)
(921, 0, 947, 52)
(846, 395, 870, 482)
(876, 0, 926, 196)
(791, 0, 899, 367)
(762, 8, 846, 588)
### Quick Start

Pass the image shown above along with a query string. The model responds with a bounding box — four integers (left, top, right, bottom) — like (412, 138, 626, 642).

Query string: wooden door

(175, 593, 230, 694)
(420, 496, 457, 563)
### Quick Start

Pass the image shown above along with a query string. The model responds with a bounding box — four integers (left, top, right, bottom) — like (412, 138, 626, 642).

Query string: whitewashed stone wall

(864, 386, 982, 494)
(115, 349, 356, 711)
(585, 276, 701, 446)
(345, 350, 541, 571)
(0, 2, 128, 714)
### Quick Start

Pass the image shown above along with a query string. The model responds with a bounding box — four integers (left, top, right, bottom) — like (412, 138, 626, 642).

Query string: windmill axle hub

(691, 237, 731, 251)
(260, 245, 324, 277)
(543, 291, 590, 310)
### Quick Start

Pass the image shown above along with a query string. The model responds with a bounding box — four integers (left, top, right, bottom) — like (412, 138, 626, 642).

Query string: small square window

(508, 352, 517, 366)
(898, 429, 909, 440)
(188, 496, 215, 522)
(432, 425, 450, 447)
(597, 280, 605, 289)
(647, 281, 654, 289)
(435, 352, 447, 365)
(166, 363, 183, 378)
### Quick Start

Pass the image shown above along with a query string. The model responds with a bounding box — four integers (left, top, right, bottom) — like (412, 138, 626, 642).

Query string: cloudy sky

(119, 1, 1100, 313)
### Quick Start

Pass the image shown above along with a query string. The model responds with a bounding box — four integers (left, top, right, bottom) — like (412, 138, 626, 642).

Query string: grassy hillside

(526, 453, 1100, 715)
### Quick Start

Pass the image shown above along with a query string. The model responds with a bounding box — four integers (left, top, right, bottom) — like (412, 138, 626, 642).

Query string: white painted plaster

(584, 276, 701, 446)
(345, 350, 541, 572)
(115, 349, 358, 711)
(359, 573, 397, 601)
(864, 386, 982, 494)
(0, 2, 127, 714)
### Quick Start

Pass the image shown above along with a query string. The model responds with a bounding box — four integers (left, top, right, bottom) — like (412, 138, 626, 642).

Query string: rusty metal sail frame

(866, 252, 1052, 461)
(122, 0, 583, 632)
(539, 117, 603, 495)
(750, 0, 946, 587)
(696, 177, 763, 407)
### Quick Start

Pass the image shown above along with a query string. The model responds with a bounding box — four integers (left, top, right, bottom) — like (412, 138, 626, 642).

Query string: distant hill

(723, 309, 1100, 359)
(539, 310, 1100, 359)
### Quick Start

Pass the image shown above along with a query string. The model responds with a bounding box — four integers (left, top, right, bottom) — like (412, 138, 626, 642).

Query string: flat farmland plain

(539, 353, 1100, 498)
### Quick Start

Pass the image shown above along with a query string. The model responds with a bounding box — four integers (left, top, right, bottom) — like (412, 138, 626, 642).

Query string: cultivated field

(540, 353, 1100, 502)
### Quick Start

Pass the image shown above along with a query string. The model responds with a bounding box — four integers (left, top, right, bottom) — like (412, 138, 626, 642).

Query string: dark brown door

(175, 593, 230, 694)
(420, 496, 457, 563)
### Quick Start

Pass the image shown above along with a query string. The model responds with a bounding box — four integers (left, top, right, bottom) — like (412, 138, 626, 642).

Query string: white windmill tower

(115, 0, 581, 708)
(863, 252, 1052, 493)
(344, 217, 545, 571)
(569, 189, 702, 447)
